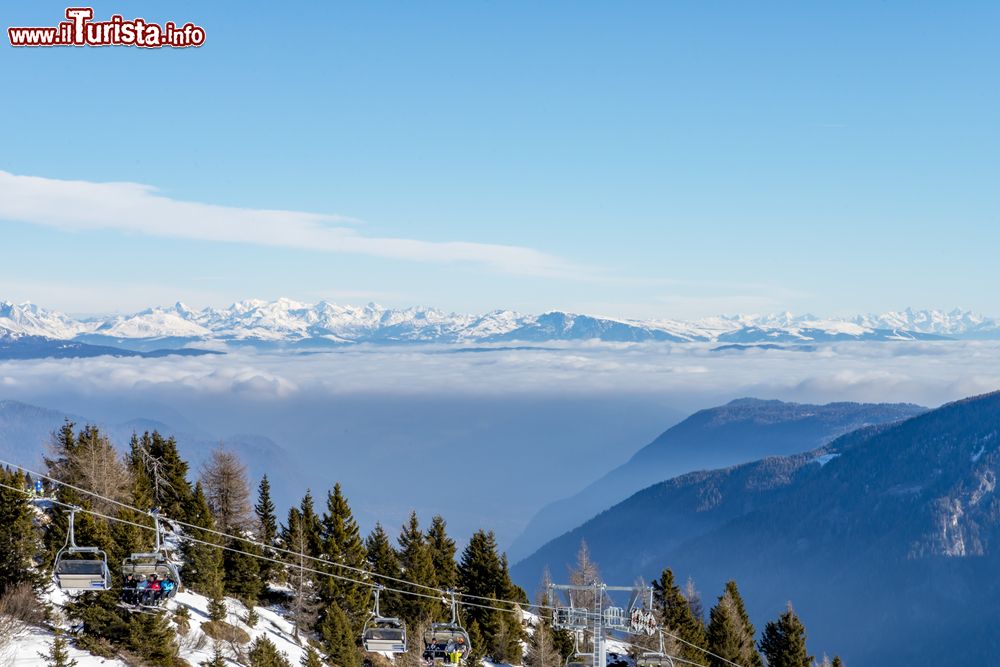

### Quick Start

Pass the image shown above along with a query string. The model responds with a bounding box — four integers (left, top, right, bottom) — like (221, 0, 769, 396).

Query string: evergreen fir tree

(397, 512, 438, 626)
(281, 504, 322, 639)
(366, 522, 402, 614)
(248, 635, 293, 667)
(39, 632, 77, 667)
(181, 482, 225, 593)
(301, 646, 325, 667)
(706, 582, 762, 667)
(759, 603, 812, 667)
(63, 593, 131, 652)
(299, 491, 324, 559)
(318, 483, 368, 634)
(0, 469, 40, 596)
(465, 619, 486, 667)
(426, 515, 458, 590)
(201, 642, 227, 667)
(457, 530, 523, 663)
(128, 611, 181, 666)
(652, 569, 708, 666)
(127, 431, 194, 521)
(831, 657, 843, 667)
(224, 537, 263, 604)
(318, 603, 361, 667)
(255, 474, 279, 584)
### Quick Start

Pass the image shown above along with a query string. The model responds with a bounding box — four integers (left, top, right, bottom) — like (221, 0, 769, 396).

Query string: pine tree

(0, 469, 40, 596)
(318, 483, 368, 636)
(128, 611, 181, 666)
(39, 632, 77, 667)
(301, 646, 325, 667)
(281, 504, 321, 639)
(248, 635, 293, 667)
(706, 582, 761, 667)
(201, 642, 227, 667)
(652, 569, 707, 666)
(426, 515, 458, 590)
(299, 491, 324, 559)
(127, 431, 194, 521)
(206, 567, 228, 623)
(831, 657, 843, 667)
(457, 530, 523, 663)
(255, 475, 279, 584)
(366, 523, 402, 614)
(397, 512, 438, 626)
(225, 537, 263, 604)
(759, 603, 812, 667)
(182, 484, 227, 623)
(318, 603, 361, 667)
(181, 482, 225, 593)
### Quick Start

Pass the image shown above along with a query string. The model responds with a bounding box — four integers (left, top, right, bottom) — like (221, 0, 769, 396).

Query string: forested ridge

(0, 422, 833, 667)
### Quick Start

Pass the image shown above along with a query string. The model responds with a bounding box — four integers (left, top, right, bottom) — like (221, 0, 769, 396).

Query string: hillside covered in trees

(0, 422, 828, 667)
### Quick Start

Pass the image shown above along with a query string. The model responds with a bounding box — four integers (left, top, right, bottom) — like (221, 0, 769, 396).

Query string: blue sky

(1, 1, 998, 318)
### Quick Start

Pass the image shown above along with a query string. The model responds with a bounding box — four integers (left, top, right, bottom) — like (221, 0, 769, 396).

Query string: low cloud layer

(3, 342, 997, 546)
(1, 341, 997, 409)
(0, 171, 582, 278)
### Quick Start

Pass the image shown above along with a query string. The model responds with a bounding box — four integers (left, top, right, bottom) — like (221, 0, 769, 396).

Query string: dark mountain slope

(508, 399, 925, 559)
(516, 391, 1000, 666)
(0, 334, 219, 359)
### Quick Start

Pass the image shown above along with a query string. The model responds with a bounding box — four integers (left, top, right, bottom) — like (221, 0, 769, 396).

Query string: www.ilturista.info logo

(8, 8, 205, 48)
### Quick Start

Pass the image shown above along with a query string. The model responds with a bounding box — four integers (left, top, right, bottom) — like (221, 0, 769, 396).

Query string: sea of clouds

(2, 341, 998, 546)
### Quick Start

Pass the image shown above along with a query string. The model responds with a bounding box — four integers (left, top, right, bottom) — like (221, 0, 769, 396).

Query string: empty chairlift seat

(362, 586, 407, 653)
(54, 549, 112, 591)
(363, 618, 407, 653)
(638, 655, 675, 667)
(52, 508, 112, 592)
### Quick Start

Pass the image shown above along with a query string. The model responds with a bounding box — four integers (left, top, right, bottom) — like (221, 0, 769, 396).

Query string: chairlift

(565, 631, 593, 667)
(362, 585, 407, 653)
(422, 591, 471, 663)
(53, 507, 112, 592)
(637, 631, 675, 667)
(121, 509, 181, 608)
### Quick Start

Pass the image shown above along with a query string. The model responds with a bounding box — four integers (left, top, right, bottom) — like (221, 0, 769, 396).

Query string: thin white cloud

(0, 170, 584, 278)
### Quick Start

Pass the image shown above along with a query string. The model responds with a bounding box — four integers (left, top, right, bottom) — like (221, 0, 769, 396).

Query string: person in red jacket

(144, 574, 161, 606)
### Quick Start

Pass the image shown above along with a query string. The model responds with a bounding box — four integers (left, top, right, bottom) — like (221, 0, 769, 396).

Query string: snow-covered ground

(4, 587, 533, 667)
(4, 588, 309, 667)
(4, 624, 127, 667)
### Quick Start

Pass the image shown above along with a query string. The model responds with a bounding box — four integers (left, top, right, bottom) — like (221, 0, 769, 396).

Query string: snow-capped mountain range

(2, 299, 999, 347)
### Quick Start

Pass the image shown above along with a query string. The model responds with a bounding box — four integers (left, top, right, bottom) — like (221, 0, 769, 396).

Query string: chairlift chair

(53, 508, 112, 592)
(563, 630, 592, 667)
(121, 510, 181, 606)
(362, 585, 407, 653)
(422, 592, 471, 663)
(637, 630, 675, 667)
(638, 655, 675, 667)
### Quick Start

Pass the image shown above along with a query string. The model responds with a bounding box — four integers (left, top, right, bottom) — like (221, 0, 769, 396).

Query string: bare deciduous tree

(200, 446, 252, 535)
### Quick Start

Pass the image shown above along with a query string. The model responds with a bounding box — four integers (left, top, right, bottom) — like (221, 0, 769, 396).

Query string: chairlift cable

(0, 457, 552, 612)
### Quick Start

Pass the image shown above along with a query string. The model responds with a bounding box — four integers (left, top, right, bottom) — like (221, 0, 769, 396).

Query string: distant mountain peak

(1, 298, 998, 346)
